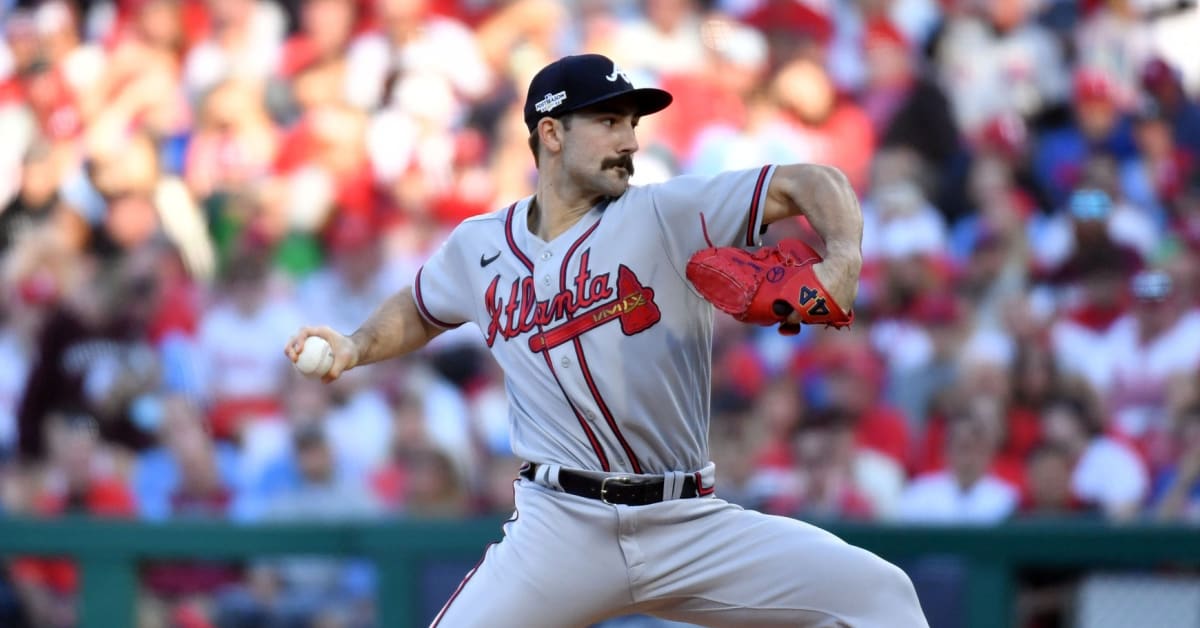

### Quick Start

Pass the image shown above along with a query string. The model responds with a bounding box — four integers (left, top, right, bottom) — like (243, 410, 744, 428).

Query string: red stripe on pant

(430, 543, 494, 627)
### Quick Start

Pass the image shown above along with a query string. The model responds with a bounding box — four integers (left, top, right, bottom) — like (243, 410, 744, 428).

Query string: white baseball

(294, 336, 335, 377)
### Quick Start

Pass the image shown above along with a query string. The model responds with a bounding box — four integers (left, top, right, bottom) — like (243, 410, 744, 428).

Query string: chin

(607, 171, 632, 193)
(590, 178, 628, 199)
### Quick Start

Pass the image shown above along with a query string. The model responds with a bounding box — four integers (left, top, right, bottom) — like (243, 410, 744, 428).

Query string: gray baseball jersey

(417, 166, 930, 628)
(413, 165, 775, 475)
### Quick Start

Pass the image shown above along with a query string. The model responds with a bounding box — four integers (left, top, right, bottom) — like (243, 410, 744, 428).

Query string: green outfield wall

(1, 517, 1196, 628)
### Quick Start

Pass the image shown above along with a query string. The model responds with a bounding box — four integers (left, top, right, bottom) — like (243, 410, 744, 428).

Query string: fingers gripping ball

(294, 336, 335, 377)
(686, 240, 853, 334)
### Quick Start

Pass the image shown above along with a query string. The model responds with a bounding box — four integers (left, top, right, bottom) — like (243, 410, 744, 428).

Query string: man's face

(1133, 296, 1177, 337)
(1042, 406, 1085, 448)
(558, 106, 640, 198)
(298, 441, 333, 482)
(304, 0, 353, 50)
(1076, 100, 1118, 141)
(773, 59, 835, 125)
(947, 415, 997, 481)
(1027, 449, 1072, 509)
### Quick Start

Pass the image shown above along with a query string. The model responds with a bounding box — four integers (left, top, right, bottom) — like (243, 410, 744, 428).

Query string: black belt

(520, 463, 702, 506)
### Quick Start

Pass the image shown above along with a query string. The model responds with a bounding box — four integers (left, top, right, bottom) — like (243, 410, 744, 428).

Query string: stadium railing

(0, 517, 1197, 628)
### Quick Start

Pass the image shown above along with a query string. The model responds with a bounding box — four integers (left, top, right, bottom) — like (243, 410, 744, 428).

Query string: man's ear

(539, 118, 564, 155)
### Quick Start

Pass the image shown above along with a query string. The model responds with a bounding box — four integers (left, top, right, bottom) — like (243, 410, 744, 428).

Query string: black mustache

(602, 156, 634, 176)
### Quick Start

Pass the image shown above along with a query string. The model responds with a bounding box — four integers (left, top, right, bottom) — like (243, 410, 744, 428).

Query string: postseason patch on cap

(535, 91, 567, 113)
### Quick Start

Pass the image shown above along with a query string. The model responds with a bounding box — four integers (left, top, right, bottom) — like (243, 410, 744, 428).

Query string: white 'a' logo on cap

(535, 90, 568, 113)
(605, 63, 631, 85)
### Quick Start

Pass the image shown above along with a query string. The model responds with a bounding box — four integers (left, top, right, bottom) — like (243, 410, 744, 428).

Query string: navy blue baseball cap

(523, 54, 673, 133)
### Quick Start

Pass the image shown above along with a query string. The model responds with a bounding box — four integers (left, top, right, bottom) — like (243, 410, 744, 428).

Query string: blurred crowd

(1, 0, 1200, 625)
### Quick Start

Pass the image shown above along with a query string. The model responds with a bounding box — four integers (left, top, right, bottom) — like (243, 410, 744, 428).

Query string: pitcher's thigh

(646, 510, 928, 628)
(432, 483, 636, 628)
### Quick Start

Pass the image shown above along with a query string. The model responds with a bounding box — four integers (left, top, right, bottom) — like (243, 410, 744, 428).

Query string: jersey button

(560, 356, 571, 368)
(541, 251, 552, 260)
(543, 275, 552, 287)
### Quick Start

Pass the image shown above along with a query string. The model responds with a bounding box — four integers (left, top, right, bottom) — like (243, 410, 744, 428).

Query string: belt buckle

(600, 475, 633, 505)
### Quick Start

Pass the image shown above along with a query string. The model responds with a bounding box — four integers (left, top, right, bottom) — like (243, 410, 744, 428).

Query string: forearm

(349, 288, 443, 366)
(776, 165, 862, 254)
(775, 165, 864, 305)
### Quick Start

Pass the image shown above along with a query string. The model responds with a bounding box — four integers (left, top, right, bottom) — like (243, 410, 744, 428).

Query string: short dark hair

(527, 115, 573, 167)
(1043, 394, 1101, 436)
(1025, 441, 1071, 466)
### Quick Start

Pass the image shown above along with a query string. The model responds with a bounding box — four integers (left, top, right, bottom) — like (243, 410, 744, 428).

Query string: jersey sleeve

(412, 230, 471, 329)
(648, 165, 776, 267)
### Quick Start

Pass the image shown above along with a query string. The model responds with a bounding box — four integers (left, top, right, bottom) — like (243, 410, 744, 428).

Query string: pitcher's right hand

(285, 326, 360, 383)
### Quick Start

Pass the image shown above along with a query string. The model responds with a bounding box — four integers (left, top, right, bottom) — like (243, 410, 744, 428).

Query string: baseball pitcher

(286, 53, 929, 628)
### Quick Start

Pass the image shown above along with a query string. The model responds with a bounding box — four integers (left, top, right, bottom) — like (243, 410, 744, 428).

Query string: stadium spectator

(284, 366, 391, 484)
(195, 236, 300, 446)
(1072, 0, 1156, 108)
(612, 0, 707, 77)
(1045, 189, 1145, 390)
(1017, 442, 1099, 520)
(1103, 270, 1200, 464)
(182, 0, 287, 98)
(858, 18, 959, 206)
(343, 0, 494, 112)
(934, 0, 1070, 135)
(16, 243, 163, 460)
(747, 374, 805, 471)
(1039, 395, 1148, 522)
(766, 408, 904, 521)
(1032, 71, 1138, 208)
(1137, 57, 1200, 158)
(368, 391, 430, 511)
(216, 422, 382, 628)
(653, 17, 766, 162)
(399, 443, 470, 518)
(966, 111, 1052, 216)
(1152, 402, 1200, 522)
(132, 395, 244, 519)
(138, 401, 243, 623)
(0, 141, 57, 254)
(796, 335, 911, 469)
(766, 410, 873, 521)
(9, 411, 136, 628)
(894, 400, 1019, 524)
(917, 360, 1030, 492)
(275, 0, 360, 100)
(184, 80, 280, 202)
(871, 288, 965, 435)
(1121, 100, 1194, 223)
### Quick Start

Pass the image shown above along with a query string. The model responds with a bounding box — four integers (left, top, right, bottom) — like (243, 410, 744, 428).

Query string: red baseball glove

(686, 240, 854, 335)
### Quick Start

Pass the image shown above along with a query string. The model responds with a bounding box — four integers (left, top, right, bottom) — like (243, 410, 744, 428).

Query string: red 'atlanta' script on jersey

(484, 251, 611, 347)
(483, 252, 661, 348)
